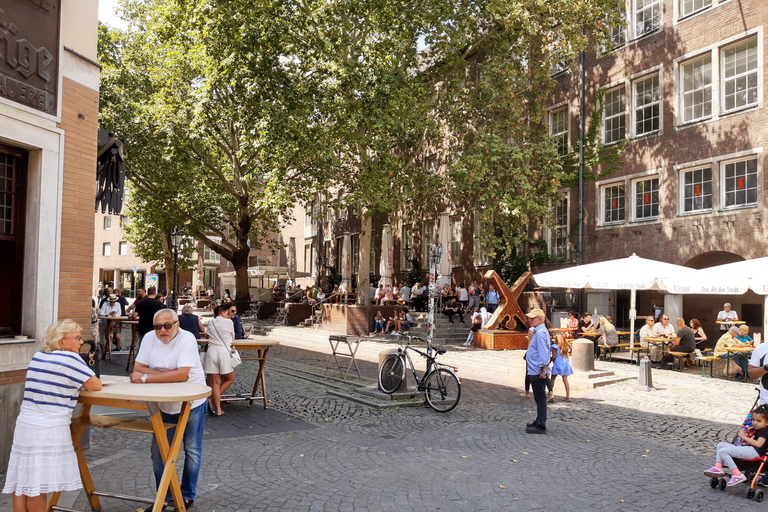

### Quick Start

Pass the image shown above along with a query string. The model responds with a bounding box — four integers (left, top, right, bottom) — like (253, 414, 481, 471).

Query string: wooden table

(717, 320, 746, 325)
(198, 339, 279, 407)
(122, 319, 140, 371)
(724, 345, 754, 380)
(98, 315, 132, 362)
(47, 379, 211, 512)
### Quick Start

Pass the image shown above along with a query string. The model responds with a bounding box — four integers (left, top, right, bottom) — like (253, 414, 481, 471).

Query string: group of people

(372, 308, 414, 334)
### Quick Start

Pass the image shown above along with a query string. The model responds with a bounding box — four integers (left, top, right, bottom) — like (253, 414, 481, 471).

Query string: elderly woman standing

(203, 305, 236, 416)
(3, 320, 102, 512)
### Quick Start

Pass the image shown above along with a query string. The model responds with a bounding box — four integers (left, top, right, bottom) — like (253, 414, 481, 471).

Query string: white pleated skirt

(2, 418, 82, 497)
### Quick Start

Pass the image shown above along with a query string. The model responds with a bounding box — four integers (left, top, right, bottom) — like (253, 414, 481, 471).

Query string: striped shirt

(19, 350, 95, 427)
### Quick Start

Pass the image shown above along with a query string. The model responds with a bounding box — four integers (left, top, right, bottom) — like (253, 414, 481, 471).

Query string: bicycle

(378, 333, 461, 413)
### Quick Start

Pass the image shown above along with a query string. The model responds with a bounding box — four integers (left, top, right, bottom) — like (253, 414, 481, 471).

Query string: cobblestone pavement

(2, 330, 765, 511)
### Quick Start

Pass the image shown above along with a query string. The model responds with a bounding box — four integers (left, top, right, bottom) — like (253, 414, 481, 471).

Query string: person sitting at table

(597, 316, 618, 349)
(399, 283, 411, 302)
(131, 309, 206, 510)
(457, 283, 469, 312)
(383, 284, 395, 305)
(689, 318, 707, 344)
(441, 283, 453, 298)
(316, 288, 326, 306)
(486, 283, 499, 313)
(717, 302, 739, 332)
(369, 283, 377, 304)
(669, 318, 696, 367)
(305, 285, 317, 308)
(714, 326, 747, 378)
(179, 304, 206, 340)
(374, 284, 385, 305)
(443, 298, 465, 324)
(639, 315, 655, 347)
(565, 311, 579, 339)
(652, 314, 676, 338)
(99, 293, 122, 353)
(411, 282, 427, 312)
(577, 312, 595, 336)
(737, 324, 753, 344)
(2, 320, 102, 512)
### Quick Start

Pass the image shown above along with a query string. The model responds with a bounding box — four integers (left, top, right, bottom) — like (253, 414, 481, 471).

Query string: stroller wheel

(748, 488, 755, 499)
(710, 477, 719, 489)
(719, 478, 727, 490)
(757, 491, 764, 502)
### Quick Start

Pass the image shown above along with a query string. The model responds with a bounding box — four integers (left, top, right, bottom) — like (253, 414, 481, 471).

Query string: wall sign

(0, 0, 60, 115)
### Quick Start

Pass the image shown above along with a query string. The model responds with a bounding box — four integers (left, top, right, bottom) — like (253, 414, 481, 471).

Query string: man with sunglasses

(130, 309, 206, 509)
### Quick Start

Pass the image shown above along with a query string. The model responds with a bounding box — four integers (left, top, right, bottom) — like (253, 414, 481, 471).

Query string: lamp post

(427, 244, 443, 345)
(170, 227, 183, 310)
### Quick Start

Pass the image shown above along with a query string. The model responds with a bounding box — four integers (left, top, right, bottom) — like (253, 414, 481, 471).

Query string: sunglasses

(153, 321, 178, 331)
(65, 335, 83, 341)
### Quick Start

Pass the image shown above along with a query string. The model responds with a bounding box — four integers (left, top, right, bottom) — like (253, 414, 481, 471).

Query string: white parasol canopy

(662, 256, 768, 296)
(437, 212, 452, 288)
(340, 232, 352, 292)
(534, 253, 700, 349)
(378, 224, 393, 287)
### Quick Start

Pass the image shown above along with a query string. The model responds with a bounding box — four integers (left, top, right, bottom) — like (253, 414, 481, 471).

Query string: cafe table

(197, 339, 279, 408)
(724, 345, 754, 381)
(47, 378, 211, 512)
(716, 320, 746, 325)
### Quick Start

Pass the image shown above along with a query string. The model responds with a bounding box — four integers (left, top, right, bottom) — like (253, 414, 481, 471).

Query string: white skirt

(203, 344, 235, 375)
(2, 419, 82, 497)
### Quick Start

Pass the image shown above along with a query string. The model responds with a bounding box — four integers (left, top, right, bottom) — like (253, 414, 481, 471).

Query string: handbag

(230, 347, 242, 368)
(724, 358, 742, 377)
(199, 343, 208, 367)
(80, 339, 100, 377)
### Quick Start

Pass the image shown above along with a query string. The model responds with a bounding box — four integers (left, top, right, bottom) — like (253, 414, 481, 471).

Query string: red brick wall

(57, 77, 99, 330)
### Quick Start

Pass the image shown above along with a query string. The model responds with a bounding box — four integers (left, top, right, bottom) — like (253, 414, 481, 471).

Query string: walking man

(525, 308, 550, 434)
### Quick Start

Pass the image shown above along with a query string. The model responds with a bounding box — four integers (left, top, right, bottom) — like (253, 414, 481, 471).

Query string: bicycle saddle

(436, 348, 447, 355)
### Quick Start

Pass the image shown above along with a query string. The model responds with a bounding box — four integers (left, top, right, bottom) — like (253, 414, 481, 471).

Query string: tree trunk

(356, 214, 372, 305)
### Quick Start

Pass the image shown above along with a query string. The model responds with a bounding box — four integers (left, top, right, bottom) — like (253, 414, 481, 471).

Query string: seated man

(130, 309, 206, 509)
(714, 326, 745, 376)
(411, 282, 426, 312)
(398, 284, 411, 302)
(668, 317, 696, 366)
(443, 298, 464, 324)
(400, 308, 413, 330)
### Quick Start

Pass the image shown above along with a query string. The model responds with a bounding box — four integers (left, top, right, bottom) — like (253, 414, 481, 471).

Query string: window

(603, 87, 626, 144)
(609, 21, 626, 50)
(633, 178, 660, 220)
(681, 55, 712, 123)
(119, 241, 128, 255)
(681, 0, 712, 18)
(450, 216, 462, 268)
(682, 167, 712, 213)
(0, 152, 17, 237)
(351, 235, 360, 274)
(103, 216, 112, 230)
(550, 108, 568, 156)
(723, 158, 758, 208)
(203, 238, 221, 264)
(120, 215, 127, 227)
(634, 74, 660, 135)
(401, 225, 413, 271)
(550, 199, 568, 258)
(103, 243, 111, 256)
(473, 219, 492, 267)
(304, 243, 315, 275)
(634, 0, 660, 37)
(722, 38, 758, 112)
(421, 220, 435, 265)
(602, 184, 626, 224)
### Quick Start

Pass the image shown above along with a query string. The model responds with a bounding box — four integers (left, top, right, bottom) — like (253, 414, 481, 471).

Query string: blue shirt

(736, 334, 753, 344)
(487, 290, 499, 305)
(527, 323, 551, 375)
(232, 315, 244, 339)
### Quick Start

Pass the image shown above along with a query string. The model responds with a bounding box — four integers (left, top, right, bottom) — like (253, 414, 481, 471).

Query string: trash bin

(378, 348, 407, 393)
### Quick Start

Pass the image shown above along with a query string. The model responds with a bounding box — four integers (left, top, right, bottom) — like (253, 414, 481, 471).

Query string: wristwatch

(763, 364, 768, 372)
(141, 374, 148, 383)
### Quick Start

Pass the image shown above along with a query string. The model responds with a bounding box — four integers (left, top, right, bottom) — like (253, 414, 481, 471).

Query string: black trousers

(530, 374, 548, 428)
(524, 373, 553, 393)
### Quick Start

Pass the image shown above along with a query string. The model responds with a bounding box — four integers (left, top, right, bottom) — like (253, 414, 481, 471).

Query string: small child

(704, 407, 768, 486)
(550, 334, 574, 400)
(373, 311, 385, 334)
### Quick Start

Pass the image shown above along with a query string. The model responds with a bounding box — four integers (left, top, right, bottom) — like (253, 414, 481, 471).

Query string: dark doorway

(0, 145, 27, 336)
(742, 304, 764, 331)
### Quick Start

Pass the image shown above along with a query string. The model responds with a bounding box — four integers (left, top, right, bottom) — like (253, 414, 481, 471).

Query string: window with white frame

(633, 177, 660, 220)
(304, 243, 315, 275)
(450, 216, 462, 268)
(722, 38, 758, 113)
(103, 216, 111, 230)
(401, 225, 413, 271)
(634, 0, 660, 37)
(204, 238, 221, 264)
(681, 167, 712, 213)
(550, 108, 568, 156)
(119, 241, 128, 256)
(634, 74, 660, 136)
(103, 243, 111, 256)
(602, 184, 626, 224)
(550, 198, 569, 258)
(681, 54, 712, 123)
(603, 87, 626, 144)
(610, 20, 626, 49)
(723, 158, 758, 208)
(473, 219, 492, 267)
(681, 0, 712, 18)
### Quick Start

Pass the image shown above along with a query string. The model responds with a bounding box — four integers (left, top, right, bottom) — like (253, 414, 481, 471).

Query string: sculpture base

(473, 329, 529, 350)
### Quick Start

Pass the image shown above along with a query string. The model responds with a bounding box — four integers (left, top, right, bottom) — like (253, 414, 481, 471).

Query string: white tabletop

(80, 376, 211, 402)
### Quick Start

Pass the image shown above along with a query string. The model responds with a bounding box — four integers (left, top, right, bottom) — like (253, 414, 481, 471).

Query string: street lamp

(170, 226, 183, 310)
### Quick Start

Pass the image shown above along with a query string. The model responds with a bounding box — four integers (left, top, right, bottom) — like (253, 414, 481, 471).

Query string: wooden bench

(597, 342, 634, 361)
(326, 335, 363, 378)
(668, 351, 693, 371)
(695, 349, 718, 378)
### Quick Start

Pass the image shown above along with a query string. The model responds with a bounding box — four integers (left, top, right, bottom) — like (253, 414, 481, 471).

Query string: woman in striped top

(2, 319, 102, 512)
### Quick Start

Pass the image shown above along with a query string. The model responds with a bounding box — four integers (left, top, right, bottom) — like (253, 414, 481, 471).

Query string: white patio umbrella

(286, 237, 297, 289)
(340, 232, 352, 292)
(534, 253, 700, 349)
(437, 212, 453, 288)
(378, 224, 393, 287)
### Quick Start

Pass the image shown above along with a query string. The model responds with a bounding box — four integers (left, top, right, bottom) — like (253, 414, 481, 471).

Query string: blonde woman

(3, 320, 102, 512)
(598, 316, 618, 347)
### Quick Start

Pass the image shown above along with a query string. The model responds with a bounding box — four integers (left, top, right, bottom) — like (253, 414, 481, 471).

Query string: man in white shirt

(399, 284, 411, 301)
(369, 284, 376, 303)
(130, 309, 207, 509)
(411, 282, 426, 311)
(717, 302, 739, 331)
(99, 294, 122, 352)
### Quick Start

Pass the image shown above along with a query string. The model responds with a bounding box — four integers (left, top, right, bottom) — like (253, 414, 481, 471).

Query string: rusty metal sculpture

(483, 270, 533, 330)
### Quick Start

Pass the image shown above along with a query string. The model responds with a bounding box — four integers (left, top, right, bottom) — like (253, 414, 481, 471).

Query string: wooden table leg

(149, 402, 189, 512)
(68, 404, 102, 511)
(249, 347, 270, 408)
(125, 326, 139, 371)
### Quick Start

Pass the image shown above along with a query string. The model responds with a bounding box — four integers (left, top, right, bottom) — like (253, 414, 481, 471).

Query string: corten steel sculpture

(483, 270, 533, 330)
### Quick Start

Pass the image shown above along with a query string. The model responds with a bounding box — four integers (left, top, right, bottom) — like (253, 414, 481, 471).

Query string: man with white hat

(717, 302, 739, 331)
(99, 293, 122, 353)
(524, 308, 551, 434)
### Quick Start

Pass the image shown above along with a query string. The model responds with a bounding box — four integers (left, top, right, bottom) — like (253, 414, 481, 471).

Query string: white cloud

(98, 0, 127, 29)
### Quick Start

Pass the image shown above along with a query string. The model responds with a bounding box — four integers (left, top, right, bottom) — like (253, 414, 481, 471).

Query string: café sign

(0, 0, 59, 115)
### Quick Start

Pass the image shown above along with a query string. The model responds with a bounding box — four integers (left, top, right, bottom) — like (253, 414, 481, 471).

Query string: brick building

(0, 0, 101, 467)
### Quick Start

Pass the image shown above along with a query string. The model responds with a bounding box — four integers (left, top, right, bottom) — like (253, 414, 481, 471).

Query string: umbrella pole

(629, 288, 636, 352)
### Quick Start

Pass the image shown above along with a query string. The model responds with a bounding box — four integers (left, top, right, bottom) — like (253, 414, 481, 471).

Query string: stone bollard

(571, 338, 595, 372)
(638, 355, 654, 391)
(378, 348, 407, 393)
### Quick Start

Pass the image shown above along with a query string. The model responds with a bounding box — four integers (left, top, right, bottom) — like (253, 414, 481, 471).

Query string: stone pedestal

(378, 348, 408, 392)
(571, 338, 595, 372)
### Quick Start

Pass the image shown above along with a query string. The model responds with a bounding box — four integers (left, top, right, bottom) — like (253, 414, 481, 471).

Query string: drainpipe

(577, 49, 585, 265)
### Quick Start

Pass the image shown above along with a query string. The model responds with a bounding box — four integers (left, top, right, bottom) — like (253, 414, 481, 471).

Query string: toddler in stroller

(705, 403, 768, 497)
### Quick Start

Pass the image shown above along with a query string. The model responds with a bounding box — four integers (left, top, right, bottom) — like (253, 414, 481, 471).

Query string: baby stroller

(709, 388, 768, 501)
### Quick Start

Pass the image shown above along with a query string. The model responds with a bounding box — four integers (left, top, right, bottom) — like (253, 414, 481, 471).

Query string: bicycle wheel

(378, 355, 405, 394)
(423, 368, 461, 412)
